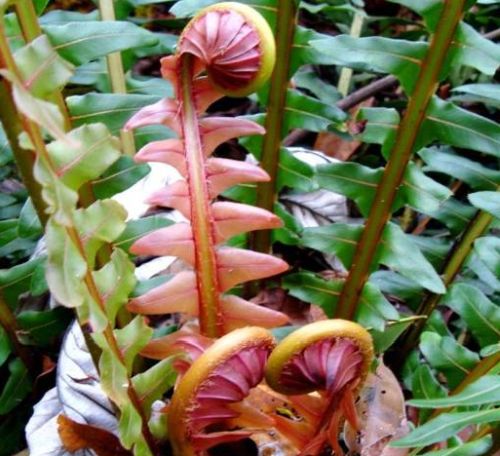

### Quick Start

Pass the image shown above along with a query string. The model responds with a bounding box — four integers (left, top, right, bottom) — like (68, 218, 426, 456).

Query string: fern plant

(0, 0, 499, 455)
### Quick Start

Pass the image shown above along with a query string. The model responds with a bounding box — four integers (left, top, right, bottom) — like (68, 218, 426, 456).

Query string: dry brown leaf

(345, 358, 409, 456)
(57, 414, 131, 456)
(314, 98, 374, 161)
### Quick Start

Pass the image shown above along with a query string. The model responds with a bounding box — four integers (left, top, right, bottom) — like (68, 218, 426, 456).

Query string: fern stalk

(98, 0, 136, 156)
(398, 207, 494, 356)
(252, 0, 298, 255)
(180, 54, 223, 337)
(336, 0, 467, 320)
(0, 80, 48, 225)
(0, 291, 33, 370)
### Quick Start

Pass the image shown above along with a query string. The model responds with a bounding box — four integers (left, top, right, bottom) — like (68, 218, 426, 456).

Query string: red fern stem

(124, 3, 288, 338)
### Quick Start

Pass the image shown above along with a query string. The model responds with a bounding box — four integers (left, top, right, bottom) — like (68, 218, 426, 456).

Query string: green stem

(407, 353, 500, 455)
(398, 207, 493, 356)
(336, 0, 467, 320)
(251, 0, 298, 255)
(337, 12, 364, 97)
(98, 0, 136, 156)
(180, 55, 222, 338)
(429, 352, 500, 420)
(0, 291, 33, 370)
(0, 80, 48, 226)
(0, 21, 152, 448)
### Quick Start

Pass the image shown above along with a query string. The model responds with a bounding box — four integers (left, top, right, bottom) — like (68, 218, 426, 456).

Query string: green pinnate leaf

(419, 147, 500, 191)
(316, 162, 383, 217)
(17, 308, 72, 346)
(119, 403, 147, 453)
(302, 223, 363, 269)
(43, 21, 158, 66)
(18, 199, 43, 239)
(402, 163, 452, 214)
(453, 23, 500, 76)
(45, 219, 88, 308)
(451, 83, 500, 108)
(93, 338, 130, 406)
(277, 148, 315, 192)
(468, 191, 500, 217)
(45, 123, 121, 192)
(93, 339, 146, 452)
(283, 271, 342, 318)
(14, 35, 74, 98)
(391, 409, 500, 447)
(0, 327, 10, 368)
(93, 249, 136, 327)
(417, 435, 492, 456)
(132, 356, 177, 414)
(0, 257, 44, 307)
(358, 107, 399, 155)
(74, 199, 127, 264)
(284, 89, 346, 132)
(424, 98, 500, 158)
(0, 358, 31, 415)
(34, 155, 78, 226)
(381, 223, 445, 293)
(1, 70, 66, 141)
(283, 271, 397, 330)
(114, 316, 152, 373)
(411, 364, 447, 421)
(419, 332, 480, 388)
(115, 215, 173, 253)
(310, 35, 427, 93)
(67, 94, 160, 135)
(442, 283, 500, 347)
(303, 223, 444, 293)
(92, 156, 151, 200)
(474, 236, 500, 276)
(409, 375, 500, 408)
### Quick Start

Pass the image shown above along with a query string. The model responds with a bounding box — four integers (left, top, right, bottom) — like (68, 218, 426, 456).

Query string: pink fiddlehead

(265, 320, 374, 456)
(124, 2, 288, 338)
(167, 326, 276, 455)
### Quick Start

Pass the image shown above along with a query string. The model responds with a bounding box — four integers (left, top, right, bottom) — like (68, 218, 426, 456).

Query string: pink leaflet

(216, 247, 289, 291)
(134, 138, 186, 174)
(123, 97, 180, 134)
(146, 180, 190, 218)
(160, 55, 178, 87)
(130, 223, 195, 265)
(200, 117, 265, 156)
(212, 201, 282, 242)
(186, 344, 271, 445)
(279, 339, 363, 396)
(127, 271, 198, 315)
(207, 158, 269, 198)
(220, 295, 289, 331)
(141, 330, 212, 361)
(192, 77, 224, 113)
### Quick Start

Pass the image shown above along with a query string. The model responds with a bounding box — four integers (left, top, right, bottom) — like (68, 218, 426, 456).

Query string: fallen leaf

(314, 98, 374, 161)
(57, 415, 131, 456)
(345, 358, 409, 456)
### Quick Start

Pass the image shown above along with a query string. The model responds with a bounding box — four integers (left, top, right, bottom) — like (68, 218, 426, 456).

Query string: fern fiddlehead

(125, 2, 288, 338)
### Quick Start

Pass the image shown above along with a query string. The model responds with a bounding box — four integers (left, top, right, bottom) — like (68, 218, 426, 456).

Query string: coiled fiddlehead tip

(178, 1, 276, 97)
(168, 326, 276, 455)
(265, 319, 374, 396)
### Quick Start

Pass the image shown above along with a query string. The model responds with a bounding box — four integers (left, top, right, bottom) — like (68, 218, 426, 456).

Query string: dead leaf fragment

(345, 358, 410, 456)
(57, 414, 131, 456)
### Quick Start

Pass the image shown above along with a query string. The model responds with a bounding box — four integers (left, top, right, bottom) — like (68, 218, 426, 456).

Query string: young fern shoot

(125, 2, 288, 338)
(265, 320, 374, 456)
